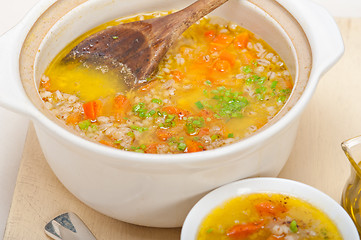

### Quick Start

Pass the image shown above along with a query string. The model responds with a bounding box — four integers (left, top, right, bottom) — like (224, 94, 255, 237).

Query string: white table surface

(0, 0, 360, 238)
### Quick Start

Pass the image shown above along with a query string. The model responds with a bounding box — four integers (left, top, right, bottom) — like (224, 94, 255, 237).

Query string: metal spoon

(45, 212, 96, 240)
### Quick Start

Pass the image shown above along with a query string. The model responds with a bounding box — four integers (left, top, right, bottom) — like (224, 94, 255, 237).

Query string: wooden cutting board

(4, 18, 361, 239)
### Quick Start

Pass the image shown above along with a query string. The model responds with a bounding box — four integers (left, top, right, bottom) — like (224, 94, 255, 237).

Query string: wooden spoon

(64, 0, 229, 89)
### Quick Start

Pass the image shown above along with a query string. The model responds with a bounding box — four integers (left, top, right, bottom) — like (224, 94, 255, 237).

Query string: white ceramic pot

(0, 0, 343, 227)
(181, 178, 359, 239)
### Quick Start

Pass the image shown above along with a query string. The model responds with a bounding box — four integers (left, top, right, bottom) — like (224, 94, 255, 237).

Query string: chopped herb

(271, 81, 278, 89)
(193, 120, 201, 125)
(252, 75, 260, 82)
(211, 134, 219, 141)
(132, 102, 147, 117)
(246, 77, 253, 84)
(214, 114, 221, 119)
(290, 220, 298, 233)
(89, 124, 98, 131)
(151, 99, 163, 104)
(204, 80, 212, 85)
(185, 117, 205, 134)
(178, 142, 187, 151)
(146, 109, 156, 117)
(280, 88, 291, 94)
(242, 65, 252, 74)
(127, 131, 135, 137)
(206, 228, 214, 233)
(228, 133, 234, 138)
(130, 125, 148, 132)
(278, 95, 287, 103)
(258, 77, 266, 85)
(78, 120, 91, 130)
(112, 36, 119, 39)
(211, 89, 219, 95)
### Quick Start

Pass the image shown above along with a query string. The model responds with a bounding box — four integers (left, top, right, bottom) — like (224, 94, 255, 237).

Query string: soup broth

(39, 12, 293, 154)
(197, 193, 342, 240)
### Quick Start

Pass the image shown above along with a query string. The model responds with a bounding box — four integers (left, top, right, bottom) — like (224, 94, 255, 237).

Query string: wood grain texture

(4, 18, 360, 239)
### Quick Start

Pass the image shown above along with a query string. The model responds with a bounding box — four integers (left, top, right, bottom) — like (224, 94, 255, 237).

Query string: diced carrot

(198, 109, 215, 120)
(189, 54, 212, 76)
(66, 112, 82, 125)
(234, 32, 249, 49)
(42, 80, 51, 91)
(162, 106, 190, 120)
(212, 33, 234, 46)
(138, 81, 156, 92)
(99, 139, 115, 147)
(280, 79, 293, 90)
(255, 201, 288, 217)
(204, 30, 216, 41)
(145, 143, 166, 154)
(83, 100, 102, 120)
(113, 95, 130, 121)
(114, 95, 129, 109)
(185, 141, 205, 153)
(198, 128, 210, 136)
(208, 33, 234, 53)
(219, 51, 236, 66)
(209, 43, 224, 53)
(213, 59, 231, 73)
(226, 221, 264, 239)
(156, 129, 173, 141)
(171, 70, 185, 82)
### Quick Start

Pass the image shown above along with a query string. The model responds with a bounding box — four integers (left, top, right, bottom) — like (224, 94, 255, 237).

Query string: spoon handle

(45, 212, 96, 240)
(156, 0, 229, 39)
(178, 0, 230, 26)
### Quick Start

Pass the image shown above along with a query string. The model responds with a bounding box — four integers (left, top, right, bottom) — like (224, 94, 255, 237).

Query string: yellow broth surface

(197, 193, 342, 240)
(39, 12, 293, 154)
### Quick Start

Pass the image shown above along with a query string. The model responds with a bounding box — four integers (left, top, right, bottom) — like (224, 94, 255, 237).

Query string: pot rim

(2, 0, 344, 165)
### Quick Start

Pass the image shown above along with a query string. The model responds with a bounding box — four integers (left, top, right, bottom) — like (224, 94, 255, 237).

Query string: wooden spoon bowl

(63, 0, 229, 89)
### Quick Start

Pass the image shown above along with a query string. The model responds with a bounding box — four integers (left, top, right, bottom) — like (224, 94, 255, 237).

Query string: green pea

(290, 220, 298, 233)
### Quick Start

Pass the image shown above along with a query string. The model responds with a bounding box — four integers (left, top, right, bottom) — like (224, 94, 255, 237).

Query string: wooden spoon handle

(177, 0, 230, 27)
(154, 0, 229, 39)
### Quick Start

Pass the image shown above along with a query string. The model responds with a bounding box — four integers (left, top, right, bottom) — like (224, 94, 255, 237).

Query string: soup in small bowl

(181, 178, 359, 239)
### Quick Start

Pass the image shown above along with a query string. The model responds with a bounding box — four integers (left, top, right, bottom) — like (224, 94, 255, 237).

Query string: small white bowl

(181, 177, 359, 240)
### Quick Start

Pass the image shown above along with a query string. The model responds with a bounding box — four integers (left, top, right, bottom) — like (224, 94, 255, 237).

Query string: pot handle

(0, 25, 34, 116)
(278, 0, 344, 76)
